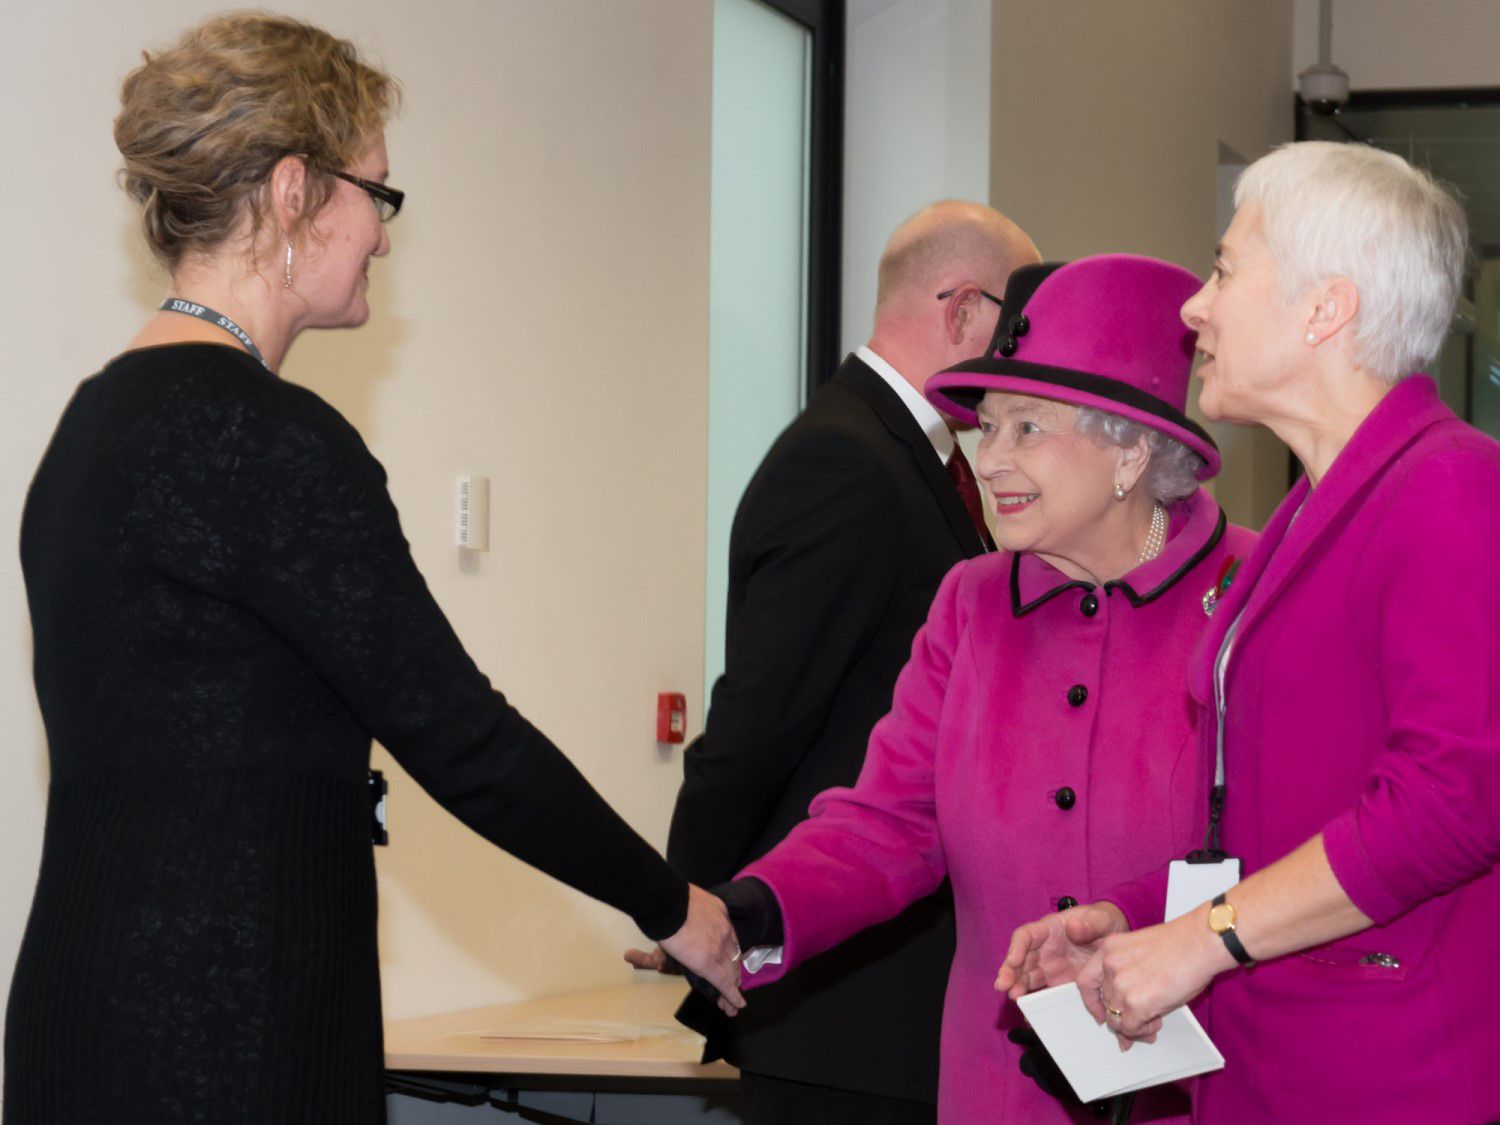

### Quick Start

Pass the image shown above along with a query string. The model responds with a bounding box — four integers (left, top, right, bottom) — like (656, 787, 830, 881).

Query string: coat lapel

(836, 356, 989, 557)
(1187, 481, 1301, 705)
(1191, 376, 1456, 704)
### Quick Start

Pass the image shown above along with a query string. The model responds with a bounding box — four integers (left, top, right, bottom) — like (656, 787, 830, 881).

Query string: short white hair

(1235, 141, 1468, 382)
(1074, 408, 1203, 506)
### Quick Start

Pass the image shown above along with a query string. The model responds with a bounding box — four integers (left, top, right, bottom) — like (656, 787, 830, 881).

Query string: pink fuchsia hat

(926, 253, 1219, 479)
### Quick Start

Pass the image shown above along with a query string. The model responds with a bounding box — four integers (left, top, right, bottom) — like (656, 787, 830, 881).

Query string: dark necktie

(945, 441, 996, 552)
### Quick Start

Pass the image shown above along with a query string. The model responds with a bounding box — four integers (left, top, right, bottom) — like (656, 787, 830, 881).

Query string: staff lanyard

(1199, 505, 1303, 861)
(159, 298, 271, 371)
(1195, 611, 1242, 861)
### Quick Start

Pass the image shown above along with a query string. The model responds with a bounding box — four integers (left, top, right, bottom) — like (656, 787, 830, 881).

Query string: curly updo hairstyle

(1074, 408, 1205, 506)
(114, 12, 399, 270)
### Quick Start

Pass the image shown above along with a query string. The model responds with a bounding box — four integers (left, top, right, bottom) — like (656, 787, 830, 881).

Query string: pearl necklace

(1138, 503, 1166, 565)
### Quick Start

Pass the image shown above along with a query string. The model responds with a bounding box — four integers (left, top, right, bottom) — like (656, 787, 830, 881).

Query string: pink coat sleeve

(1321, 448, 1500, 925)
(737, 560, 966, 986)
(1100, 865, 1170, 933)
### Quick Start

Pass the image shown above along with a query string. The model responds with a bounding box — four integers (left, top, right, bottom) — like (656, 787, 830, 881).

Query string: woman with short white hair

(999, 141, 1500, 1124)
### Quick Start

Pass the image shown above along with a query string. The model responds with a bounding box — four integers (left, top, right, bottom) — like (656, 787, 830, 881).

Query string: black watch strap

(1212, 893, 1254, 966)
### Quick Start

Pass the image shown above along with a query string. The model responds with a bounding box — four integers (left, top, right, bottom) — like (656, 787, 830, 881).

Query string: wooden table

(385, 980, 738, 1118)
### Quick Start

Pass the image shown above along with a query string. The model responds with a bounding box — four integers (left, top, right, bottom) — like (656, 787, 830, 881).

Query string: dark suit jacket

(668, 354, 989, 1103)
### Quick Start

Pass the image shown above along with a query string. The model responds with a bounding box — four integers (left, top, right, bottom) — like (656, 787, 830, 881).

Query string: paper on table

(475, 1017, 679, 1044)
(1015, 984, 1224, 1103)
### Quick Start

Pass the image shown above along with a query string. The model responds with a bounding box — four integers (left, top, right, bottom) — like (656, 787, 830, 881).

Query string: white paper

(1164, 858, 1240, 922)
(1015, 984, 1224, 1103)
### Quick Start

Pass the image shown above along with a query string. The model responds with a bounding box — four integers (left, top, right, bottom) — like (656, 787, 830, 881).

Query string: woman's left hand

(995, 901, 1127, 1000)
(1076, 905, 1234, 1047)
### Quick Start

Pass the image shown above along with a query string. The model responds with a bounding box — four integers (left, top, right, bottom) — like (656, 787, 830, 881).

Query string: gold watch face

(1208, 901, 1237, 934)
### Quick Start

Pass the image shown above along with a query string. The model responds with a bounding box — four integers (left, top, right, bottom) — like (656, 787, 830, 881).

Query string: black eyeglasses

(329, 170, 404, 222)
(936, 286, 1003, 309)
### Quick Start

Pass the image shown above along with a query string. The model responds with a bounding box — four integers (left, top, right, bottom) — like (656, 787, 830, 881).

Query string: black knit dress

(5, 344, 690, 1123)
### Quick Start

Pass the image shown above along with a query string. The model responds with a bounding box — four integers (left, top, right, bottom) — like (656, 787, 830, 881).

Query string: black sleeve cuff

(636, 873, 692, 943)
(710, 877, 784, 948)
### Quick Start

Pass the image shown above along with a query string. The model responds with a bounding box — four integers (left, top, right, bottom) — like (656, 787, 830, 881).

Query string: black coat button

(1057, 896, 1079, 911)
(1080, 593, 1098, 617)
(998, 336, 1018, 357)
(1054, 786, 1077, 810)
(1010, 313, 1030, 337)
(1067, 684, 1088, 707)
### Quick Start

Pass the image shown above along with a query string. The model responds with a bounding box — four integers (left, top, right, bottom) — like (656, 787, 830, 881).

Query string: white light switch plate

(456, 475, 490, 551)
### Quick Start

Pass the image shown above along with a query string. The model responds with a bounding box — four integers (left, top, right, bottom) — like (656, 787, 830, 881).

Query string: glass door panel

(704, 0, 812, 703)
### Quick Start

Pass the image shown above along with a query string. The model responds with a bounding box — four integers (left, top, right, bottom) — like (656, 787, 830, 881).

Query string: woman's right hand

(655, 883, 747, 1017)
(995, 901, 1128, 1001)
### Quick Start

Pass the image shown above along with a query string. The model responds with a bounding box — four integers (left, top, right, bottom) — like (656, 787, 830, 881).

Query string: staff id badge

(1165, 857, 1240, 922)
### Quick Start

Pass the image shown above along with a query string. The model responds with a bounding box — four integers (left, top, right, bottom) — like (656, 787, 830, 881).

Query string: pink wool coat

(1110, 376, 1500, 1124)
(741, 488, 1256, 1124)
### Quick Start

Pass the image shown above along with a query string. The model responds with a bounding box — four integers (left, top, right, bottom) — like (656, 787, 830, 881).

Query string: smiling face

(295, 133, 392, 329)
(1180, 205, 1308, 425)
(973, 391, 1125, 559)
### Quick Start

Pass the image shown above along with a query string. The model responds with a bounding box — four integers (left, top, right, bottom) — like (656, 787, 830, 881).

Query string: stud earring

(1113, 483, 1126, 501)
(284, 241, 295, 290)
(1305, 331, 1316, 344)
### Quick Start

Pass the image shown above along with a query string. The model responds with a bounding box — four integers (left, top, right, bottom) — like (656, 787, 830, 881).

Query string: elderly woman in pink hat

(703, 254, 1255, 1124)
(1000, 144, 1500, 1125)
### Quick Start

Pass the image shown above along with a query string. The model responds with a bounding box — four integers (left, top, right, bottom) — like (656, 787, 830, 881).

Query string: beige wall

(1293, 0, 1500, 89)
(990, 0, 1296, 529)
(0, 0, 712, 1029)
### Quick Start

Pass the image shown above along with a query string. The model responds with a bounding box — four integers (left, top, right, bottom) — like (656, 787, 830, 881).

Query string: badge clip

(370, 769, 389, 846)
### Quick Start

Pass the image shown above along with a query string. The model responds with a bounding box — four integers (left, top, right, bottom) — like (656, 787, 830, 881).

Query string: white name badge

(1164, 858, 1240, 922)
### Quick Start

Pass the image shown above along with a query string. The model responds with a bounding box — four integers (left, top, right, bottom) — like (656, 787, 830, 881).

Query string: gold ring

(1106, 1005, 1123, 1018)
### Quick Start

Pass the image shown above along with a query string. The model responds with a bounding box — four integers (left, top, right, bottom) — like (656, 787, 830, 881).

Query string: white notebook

(1015, 984, 1225, 1103)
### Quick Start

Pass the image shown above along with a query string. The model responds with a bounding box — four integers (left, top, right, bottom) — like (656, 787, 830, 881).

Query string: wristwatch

(1208, 893, 1254, 966)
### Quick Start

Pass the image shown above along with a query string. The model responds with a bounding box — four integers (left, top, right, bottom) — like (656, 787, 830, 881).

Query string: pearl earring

(1305, 331, 1316, 344)
(284, 241, 295, 290)
(1113, 483, 1126, 501)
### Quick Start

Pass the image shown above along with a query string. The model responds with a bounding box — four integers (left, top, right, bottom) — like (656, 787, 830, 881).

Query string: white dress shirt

(856, 345, 955, 466)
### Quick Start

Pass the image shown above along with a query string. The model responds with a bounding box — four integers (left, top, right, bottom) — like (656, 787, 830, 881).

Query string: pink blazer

(741, 488, 1255, 1124)
(1111, 376, 1500, 1124)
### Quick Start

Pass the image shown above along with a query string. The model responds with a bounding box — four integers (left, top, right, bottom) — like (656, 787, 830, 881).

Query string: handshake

(624, 879, 783, 1018)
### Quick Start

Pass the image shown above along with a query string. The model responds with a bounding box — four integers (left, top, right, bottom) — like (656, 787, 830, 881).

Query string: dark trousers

(741, 1072, 936, 1125)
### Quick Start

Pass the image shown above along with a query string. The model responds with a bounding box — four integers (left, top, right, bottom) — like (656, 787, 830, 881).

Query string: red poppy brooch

(1202, 556, 1241, 617)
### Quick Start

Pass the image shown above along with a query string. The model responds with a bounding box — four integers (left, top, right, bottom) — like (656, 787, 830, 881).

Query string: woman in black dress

(5, 14, 740, 1123)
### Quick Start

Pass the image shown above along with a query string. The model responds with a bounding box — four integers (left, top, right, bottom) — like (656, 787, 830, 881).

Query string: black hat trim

(935, 357, 1218, 455)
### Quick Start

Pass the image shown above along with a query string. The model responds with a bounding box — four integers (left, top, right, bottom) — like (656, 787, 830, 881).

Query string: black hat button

(998, 337, 1018, 357)
(1010, 313, 1030, 337)
(1054, 786, 1077, 810)
(1067, 684, 1088, 707)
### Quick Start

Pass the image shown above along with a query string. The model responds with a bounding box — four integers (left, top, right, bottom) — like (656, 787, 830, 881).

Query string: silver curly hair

(1074, 408, 1204, 505)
